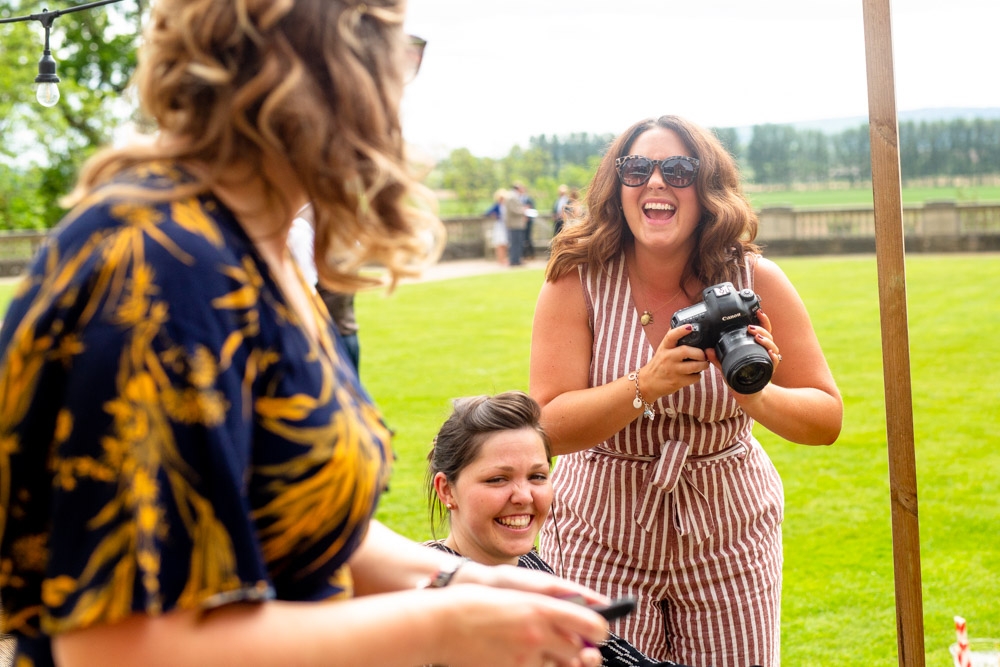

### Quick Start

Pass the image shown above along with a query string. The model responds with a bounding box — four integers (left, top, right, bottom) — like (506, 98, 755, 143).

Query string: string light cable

(0, 0, 126, 107)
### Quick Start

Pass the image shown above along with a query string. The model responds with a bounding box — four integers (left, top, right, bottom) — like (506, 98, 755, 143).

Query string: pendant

(640, 310, 653, 326)
(633, 397, 643, 409)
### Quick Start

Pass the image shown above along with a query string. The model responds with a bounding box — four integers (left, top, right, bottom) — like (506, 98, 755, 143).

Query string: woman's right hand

(427, 583, 607, 667)
(640, 324, 711, 399)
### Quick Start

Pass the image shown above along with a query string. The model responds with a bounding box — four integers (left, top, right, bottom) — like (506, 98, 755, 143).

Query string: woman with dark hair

(0, 1, 609, 666)
(530, 115, 843, 667)
(426, 391, 686, 667)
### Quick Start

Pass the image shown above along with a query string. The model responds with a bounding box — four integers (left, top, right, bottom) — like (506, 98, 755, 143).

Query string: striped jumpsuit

(539, 251, 784, 667)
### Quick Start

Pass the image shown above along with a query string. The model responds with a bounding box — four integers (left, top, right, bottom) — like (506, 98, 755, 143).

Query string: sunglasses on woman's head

(614, 155, 700, 188)
(404, 35, 427, 84)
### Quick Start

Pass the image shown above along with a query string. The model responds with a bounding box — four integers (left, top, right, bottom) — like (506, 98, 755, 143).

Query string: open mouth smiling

(496, 514, 533, 529)
(643, 201, 676, 220)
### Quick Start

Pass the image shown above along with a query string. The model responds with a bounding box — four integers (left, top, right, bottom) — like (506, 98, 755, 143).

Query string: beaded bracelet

(627, 370, 655, 420)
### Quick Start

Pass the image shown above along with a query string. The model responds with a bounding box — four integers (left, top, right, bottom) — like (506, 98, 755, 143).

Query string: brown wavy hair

(63, 0, 441, 290)
(546, 115, 759, 291)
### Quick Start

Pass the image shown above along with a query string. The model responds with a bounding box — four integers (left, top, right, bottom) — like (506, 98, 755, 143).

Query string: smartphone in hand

(562, 595, 637, 621)
(588, 597, 636, 621)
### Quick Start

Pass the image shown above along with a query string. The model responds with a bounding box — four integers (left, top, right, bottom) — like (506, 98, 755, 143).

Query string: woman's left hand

(749, 310, 782, 370)
(704, 310, 781, 379)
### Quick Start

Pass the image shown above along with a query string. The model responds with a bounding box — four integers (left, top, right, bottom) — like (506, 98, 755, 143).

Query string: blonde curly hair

(64, 0, 441, 290)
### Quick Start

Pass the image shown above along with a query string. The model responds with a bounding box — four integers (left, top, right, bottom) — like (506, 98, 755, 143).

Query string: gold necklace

(628, 250, 685, 326)
(632, 267, 684, 326)
(639, 285, 683, 326)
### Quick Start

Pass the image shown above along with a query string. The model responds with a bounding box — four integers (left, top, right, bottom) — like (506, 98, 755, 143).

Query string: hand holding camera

(670, 282, 773, 394)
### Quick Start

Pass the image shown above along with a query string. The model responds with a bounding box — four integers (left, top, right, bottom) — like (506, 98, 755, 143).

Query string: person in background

(485, 188, 509, 265)
(288, 205, 361, 373)
(522, 188, 537, 260)
(552, 184, 570, 237)
(0, 1, 609, 665)
(565, 187, 584, 222)
(425, 391, 688, 667)
(503, 183, 528, 267)
(530, 115, 843, 666)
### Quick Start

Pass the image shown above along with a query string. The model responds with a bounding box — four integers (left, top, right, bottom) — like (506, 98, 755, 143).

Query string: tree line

(430, 117, 1000, 214)
(1, 0, 997, 229)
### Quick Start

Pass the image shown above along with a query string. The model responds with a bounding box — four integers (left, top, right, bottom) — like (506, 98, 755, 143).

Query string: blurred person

(503, 183, 528, 267)
(553, 184, 570, 236)
(530, 115, 843, 667)
(565, 187, 584, 222)
(0, 1, 610, 666)
(425, 391, 689, 667)
(522, 188, 537, 260)
(486, 188, 509, 265)
(288, 205, 361, 373)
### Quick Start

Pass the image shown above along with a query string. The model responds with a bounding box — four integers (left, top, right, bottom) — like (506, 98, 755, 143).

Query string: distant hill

(733, 107, 1000, 142)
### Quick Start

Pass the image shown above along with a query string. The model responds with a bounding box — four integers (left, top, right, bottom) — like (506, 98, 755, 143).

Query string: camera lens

(727, 358, 772, 394)
(717, 331, 773, 394)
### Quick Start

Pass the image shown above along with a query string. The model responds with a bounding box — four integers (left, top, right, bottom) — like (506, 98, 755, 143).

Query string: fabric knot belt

(604, 440, 748, 543)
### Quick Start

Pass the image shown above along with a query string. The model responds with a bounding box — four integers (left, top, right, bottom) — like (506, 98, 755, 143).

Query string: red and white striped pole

(954, 616, 972, 667)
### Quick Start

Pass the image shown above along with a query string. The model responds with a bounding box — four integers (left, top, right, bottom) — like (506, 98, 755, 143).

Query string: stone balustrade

(2, 200, 999, 277)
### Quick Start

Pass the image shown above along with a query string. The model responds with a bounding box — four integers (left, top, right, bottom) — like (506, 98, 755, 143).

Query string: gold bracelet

(627, 370, 655, 420)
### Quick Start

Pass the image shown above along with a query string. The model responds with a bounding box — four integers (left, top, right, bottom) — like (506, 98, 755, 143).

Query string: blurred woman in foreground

(0, 1, 607, 665)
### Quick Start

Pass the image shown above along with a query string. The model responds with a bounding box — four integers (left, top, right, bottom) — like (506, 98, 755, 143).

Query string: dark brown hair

(425, 391, 551, 536)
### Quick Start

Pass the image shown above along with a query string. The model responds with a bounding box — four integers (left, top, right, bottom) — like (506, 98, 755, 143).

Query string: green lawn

(355, 254, 999, 667)
(747, 184, 1000, 209)
(1, 255, 997, 666)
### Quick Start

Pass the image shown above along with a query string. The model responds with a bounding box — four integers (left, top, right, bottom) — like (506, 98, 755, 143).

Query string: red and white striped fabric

(539, 251, 784, 667)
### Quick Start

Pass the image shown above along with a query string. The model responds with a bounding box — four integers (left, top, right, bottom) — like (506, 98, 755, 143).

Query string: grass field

(1, 254, 997, 666)
(746, 184, 1000, 209)
(352, 254, 999, 667)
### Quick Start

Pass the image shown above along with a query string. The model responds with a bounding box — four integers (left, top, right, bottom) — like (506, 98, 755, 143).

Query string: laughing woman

(529, 115, 843, 667)
(425, 391, 685, 667)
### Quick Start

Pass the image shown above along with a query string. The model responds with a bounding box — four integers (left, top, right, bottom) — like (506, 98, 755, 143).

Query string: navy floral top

(0, 163, 392, 666)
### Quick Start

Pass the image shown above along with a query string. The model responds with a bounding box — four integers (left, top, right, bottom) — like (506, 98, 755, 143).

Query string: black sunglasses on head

(615, 154, 700, 188)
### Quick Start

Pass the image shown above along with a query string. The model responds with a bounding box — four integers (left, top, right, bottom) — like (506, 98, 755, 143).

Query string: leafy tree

(791, 129, 830, 183)
(0, 0, 143, 230)
(436, 148, 501, 214)
(831, 125, 871, 185)
(712, 127, 741, 162)
(747, 124, 796, 185)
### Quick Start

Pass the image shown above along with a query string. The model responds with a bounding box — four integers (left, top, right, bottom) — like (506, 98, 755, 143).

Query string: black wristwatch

(420, 557, 470, 588)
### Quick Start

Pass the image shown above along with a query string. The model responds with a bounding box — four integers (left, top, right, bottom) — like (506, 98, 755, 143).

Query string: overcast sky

(400, 0, 1000, 158)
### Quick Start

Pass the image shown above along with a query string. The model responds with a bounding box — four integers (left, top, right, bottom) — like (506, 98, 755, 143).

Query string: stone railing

(2, 200, 998, 276)
(756, 200, 1000, 254)
(0, 231, 48, 277)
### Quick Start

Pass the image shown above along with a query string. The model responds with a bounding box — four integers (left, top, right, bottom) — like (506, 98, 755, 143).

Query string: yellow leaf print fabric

(0, 165, 392, 667)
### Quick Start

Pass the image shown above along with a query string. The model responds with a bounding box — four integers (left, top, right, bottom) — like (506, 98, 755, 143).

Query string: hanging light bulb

(35, 50, 60, 107)
(0, 0, 127, 108)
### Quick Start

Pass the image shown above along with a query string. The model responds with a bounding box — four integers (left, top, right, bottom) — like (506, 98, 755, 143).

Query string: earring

(446, 503, 454, 510)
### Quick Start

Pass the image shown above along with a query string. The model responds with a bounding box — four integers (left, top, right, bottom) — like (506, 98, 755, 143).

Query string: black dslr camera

(670, 282, 772, 394)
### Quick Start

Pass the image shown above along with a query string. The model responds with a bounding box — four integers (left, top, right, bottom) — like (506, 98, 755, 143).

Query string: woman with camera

(529, 115, 843, 667)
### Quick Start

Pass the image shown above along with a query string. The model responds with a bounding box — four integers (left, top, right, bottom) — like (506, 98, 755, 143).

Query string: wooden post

(861, 1, 925, 665)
